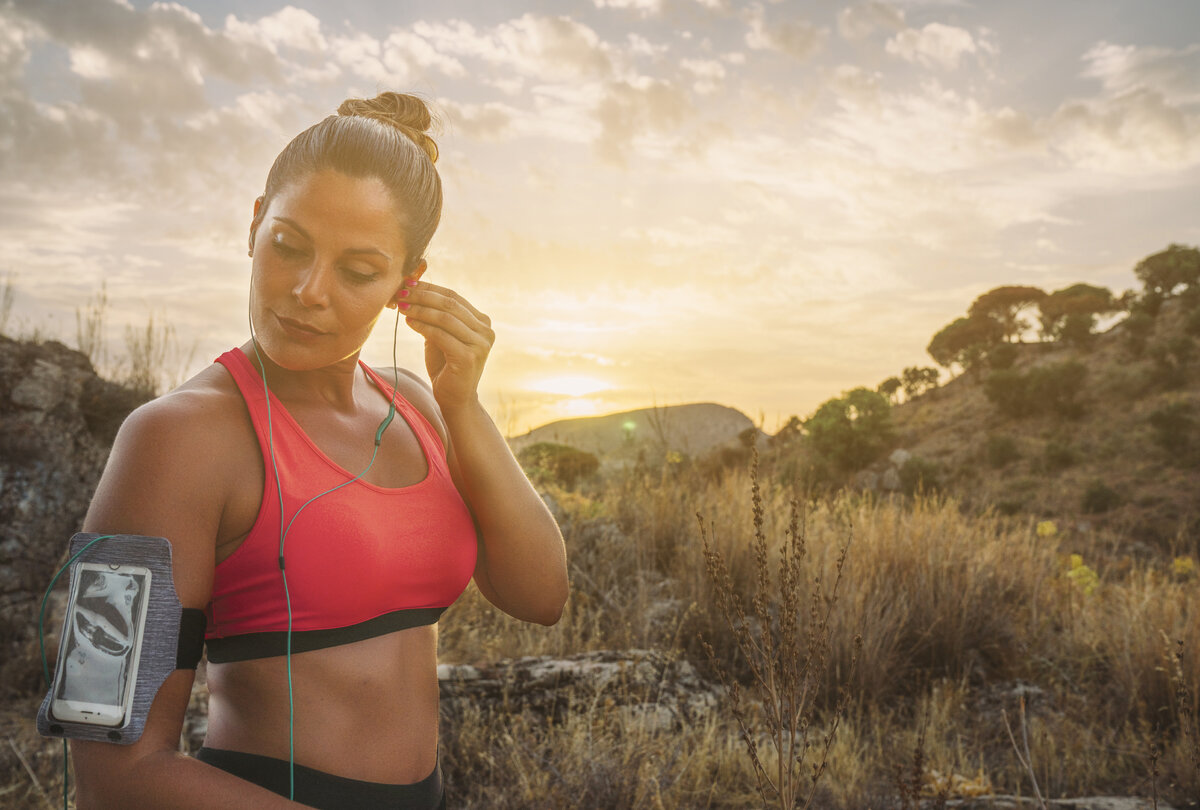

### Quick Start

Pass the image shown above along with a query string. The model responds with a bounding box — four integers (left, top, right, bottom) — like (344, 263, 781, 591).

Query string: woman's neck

(240, 339, 367, 413)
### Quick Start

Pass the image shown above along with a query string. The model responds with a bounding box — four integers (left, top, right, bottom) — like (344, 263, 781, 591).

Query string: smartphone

(50, 562, 152, 727)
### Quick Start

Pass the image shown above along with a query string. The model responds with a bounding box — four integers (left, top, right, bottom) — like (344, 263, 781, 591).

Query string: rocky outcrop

(178, 649, 721, 755)
(438, 649, 719, 732)
(0, 336, 149, 697)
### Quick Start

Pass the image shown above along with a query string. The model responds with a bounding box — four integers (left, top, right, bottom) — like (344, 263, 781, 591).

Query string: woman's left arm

(397, 280, 568, 625)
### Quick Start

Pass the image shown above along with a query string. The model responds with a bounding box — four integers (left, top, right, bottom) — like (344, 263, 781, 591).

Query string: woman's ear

(247, 195, 266, 257)
(388, 259, 427, 309)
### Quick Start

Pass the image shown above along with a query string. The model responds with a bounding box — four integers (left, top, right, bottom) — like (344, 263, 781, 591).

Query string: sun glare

(528, 375, 612, 397)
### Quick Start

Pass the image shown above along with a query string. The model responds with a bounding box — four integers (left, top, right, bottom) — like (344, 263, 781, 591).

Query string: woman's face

(248, 169, 413, 371)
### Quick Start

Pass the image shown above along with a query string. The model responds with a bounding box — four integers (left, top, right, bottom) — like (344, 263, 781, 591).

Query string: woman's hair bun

(338, 92, 439, 165)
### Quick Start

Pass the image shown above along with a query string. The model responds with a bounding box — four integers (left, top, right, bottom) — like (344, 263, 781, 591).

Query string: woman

(71, 92, 569, 808)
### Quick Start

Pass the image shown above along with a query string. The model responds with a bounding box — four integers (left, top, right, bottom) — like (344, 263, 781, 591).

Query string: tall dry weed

(698, 457, 861, 808)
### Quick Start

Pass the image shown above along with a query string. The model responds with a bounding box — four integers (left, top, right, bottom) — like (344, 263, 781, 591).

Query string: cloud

(743, 4, 827, 61)
(831, 64, 882, 105)
(1050, 87, 1198, 172)
(680, 58, 726, 94)
(838, 1, 905, 41)
(595, 77, 692, 163)
(1081, 41, 1200, 105)
(439, 99, 518, 140)
(593, 0, 665, 15)
(0, 16, 35, 87)
(885, 22, 978, 70)
(627, 33, 669, 58)
(224, 6, 327, 54)
(13, 0, 281, 85)
(413, 15, 611, 81)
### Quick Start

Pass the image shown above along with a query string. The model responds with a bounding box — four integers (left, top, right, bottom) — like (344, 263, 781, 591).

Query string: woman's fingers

(407, 281, 492, 327)
(399, 282, 495, 407)
(400, 283, 494, 349)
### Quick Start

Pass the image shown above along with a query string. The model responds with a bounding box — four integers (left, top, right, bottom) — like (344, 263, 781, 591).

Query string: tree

(967, 285, 1048, 343)
(927, 316, 1004, 374)
(516, 442, 600, 489)
(1134, 244, 1200, 298)
(1039, 283, 1118, 346)
(770, 415, 803, 447)
(803, 387, 894, 474)
(900, 366, 940, 399)
(877, 376, 902, 404)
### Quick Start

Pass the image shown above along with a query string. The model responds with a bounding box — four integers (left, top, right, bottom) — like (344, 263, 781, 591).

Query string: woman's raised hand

(399, 280, 495, 412)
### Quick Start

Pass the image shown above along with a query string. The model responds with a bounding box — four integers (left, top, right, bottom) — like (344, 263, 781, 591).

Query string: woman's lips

(275, 313, 328, 338)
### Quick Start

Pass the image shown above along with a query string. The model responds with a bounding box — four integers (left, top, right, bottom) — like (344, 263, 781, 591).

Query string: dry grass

(441, 460, 1200, 808)
(5, 458, 1199, 808)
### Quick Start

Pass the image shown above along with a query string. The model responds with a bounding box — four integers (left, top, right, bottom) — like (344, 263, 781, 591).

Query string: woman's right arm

(70, 393, 298, 809)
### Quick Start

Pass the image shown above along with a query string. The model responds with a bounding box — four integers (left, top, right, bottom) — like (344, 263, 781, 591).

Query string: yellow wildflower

(1037, 520, 1057, 538)
(1173, 556, 1196, 579)
(1066, 554, 1099, 596)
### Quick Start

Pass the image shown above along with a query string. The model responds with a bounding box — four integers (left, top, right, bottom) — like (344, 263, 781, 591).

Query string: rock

(943, 798, 1172, 810)
(0, 336, 151, 699)
(854, 470, 880, 491)
(438, 649, 719, 731)
(881, 467, 902, 491)
(10, 359, 66, 411)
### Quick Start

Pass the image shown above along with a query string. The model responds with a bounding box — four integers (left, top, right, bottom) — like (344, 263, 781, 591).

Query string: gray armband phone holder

(36, 533, 205, 745)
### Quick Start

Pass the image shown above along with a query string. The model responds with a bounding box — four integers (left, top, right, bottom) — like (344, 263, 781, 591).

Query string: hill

(838, 297, 1200, 546)
(509, 403, 761, 467)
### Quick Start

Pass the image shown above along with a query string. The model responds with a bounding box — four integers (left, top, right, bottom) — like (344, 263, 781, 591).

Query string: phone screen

(52, 564, 151, 725)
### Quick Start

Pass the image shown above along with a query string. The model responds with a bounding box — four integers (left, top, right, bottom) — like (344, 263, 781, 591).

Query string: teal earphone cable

(39, 533, 116, 810)
(248, 304, 402, 800)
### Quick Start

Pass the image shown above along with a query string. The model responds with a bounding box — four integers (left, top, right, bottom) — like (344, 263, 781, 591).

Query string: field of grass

(434, 458, 1199, 808)
(5, 457, 1196, 808)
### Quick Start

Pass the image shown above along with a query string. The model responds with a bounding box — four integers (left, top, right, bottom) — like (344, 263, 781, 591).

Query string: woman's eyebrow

(272, 216, 392, 261)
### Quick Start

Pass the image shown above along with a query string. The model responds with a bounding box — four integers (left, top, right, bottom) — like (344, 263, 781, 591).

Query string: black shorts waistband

(196, 746, 445, 810)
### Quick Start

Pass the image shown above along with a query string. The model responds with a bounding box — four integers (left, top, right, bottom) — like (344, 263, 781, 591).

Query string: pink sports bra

(203, 348, 478, 663)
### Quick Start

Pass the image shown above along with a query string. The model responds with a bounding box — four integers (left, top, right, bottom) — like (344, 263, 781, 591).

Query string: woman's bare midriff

(203, 625, 440, 784)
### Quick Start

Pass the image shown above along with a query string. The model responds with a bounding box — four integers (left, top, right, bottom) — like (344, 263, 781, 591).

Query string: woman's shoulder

(85, 359, 257, 572)
(117, 361, 253, 458)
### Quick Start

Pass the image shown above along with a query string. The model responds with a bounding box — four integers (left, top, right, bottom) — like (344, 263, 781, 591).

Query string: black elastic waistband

(196, 746, 444, 810)
(205, 606, 446, 663)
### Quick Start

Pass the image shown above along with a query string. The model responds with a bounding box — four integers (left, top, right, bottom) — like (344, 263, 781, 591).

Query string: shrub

(1082, 480, 1120, 514)
(1148, 401, 1196, 464)
(516, 442, 600, 489)
(986, 434, 1020, 468)
(1187, 306, 1200, 338)
(994, 499, 1023, 516)
(803, 387, 895, 475)
(984, 361, 1087, 420)
(1027, 361, 1088, 419)
(1123, 311, 1155, 357)
(987, 342, 1018, 370)
(1042, 438, 1077, 472)
(899, 456, 941, 496)
(1148, 337, 1195, 390)
(984, 369, 1035, 418)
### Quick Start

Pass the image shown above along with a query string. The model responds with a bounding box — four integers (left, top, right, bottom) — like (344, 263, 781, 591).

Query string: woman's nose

(293, 261, 331, 308)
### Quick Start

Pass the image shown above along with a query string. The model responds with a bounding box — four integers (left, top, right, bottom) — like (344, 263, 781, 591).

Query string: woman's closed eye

(342, 267, 379, 284)
(271, 237, 305, 259)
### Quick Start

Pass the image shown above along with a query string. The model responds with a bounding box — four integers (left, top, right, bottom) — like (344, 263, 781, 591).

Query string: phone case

(37, 534, 187, 745)
(51, 563, 152, 726)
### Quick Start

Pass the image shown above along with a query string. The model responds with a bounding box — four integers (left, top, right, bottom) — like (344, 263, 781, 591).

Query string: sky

(2, 0, 1199, 434)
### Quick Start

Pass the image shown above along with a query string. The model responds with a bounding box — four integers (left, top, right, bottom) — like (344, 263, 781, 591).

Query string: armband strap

(176, 608, 207, 670)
